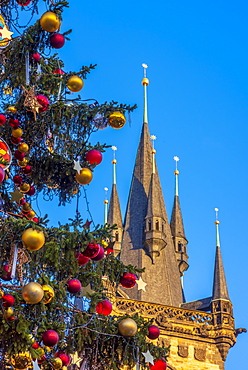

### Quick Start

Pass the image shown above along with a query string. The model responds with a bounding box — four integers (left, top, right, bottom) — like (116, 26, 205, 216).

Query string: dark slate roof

(170, 195, 186, 239)
(212, 245, 230, 301)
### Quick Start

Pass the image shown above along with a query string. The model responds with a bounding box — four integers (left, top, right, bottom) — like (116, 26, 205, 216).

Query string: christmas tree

(0, 1, 168, 369)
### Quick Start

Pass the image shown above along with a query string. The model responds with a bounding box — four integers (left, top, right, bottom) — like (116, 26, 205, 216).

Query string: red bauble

(91, 245, 105, 261)
(50, 33, 65, 49)
(1, 264, 12, 281)
(0, 114, 6, 125)
(56, 353, 71, 366)
(33, 217, 39, 223)
(76, 252, 90, 266)
(147, 325, 160, 340)
(149, 360, 167, 370)
(9, 118, 20, 128)
(106, 247, 114, 254)
(85, 149, 103, 165)
(18, 198, 26, 206)
(11, 137, 22, 145)
(35, 95, 49, 112)
(14, 150, 25, 160)
(13, 175, 23, 184)
(83, 243, 100, 258)
(27, 186, 36, 196)
(96, 299, 112, 316)
(32, 341, 40, 349)
(120, 272, 137, 289)
(3, 294, 15, 307)
(42, 330, 59, 347)
(23, 165, 32, 175)
(0, 168, 5, 183)
(38, 355, 46, 364)
(31, 52, 41, 62)
(53, 68, 65, 76)
(67, 279, 82, 294)
(16, 0, 32, 5)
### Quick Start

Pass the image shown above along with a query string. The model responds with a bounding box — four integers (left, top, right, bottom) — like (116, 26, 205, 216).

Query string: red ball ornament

(42, 329, 59, 347)
(106, 247, 114, 254)
(1, 264, 11, 281)
(33, 217, 39, 223)
(96, 299, 112, 316)
(53, 68, 65, 76)
(91, 245, 105, 261)
(50, 33, 65, 49)
(85, 149, 103, 165)
(31, 52, 41, 62)
(14, 150, 25, 161)
(35, 95, 49, 112)
(83, 243, 100, 258)
(27, 186, 36, 196)
(32, 341, 40, 349)
(13, 175, 23, 184)
(38, 355, 46, 364)
(16, 0, 32, 5)
(18, 198, 26, 206)
(0, 114, 6, 125)
(147, 325, 160, 340)
(67, 279, 82, 294)
(9, 118, 20, 128)
(120, 272, 137, 289)
(76, 253, 90, 266)
(0, 168, 5, 183)
(23, 165, 32, 175)
(11, 137, 22, 145)
(149, 360, 167, 370)
(3, 294, 15, 307)
(56, 353, 71, 366)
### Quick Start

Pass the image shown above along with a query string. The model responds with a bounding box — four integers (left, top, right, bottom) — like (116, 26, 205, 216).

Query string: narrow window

(155, 220, 159, 230)
(148, 220, 152, 231)
(115, 232, 119, 242)
(178, 242, 183, 252)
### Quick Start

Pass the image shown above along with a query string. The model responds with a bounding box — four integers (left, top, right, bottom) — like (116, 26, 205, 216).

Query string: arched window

(178, 242, 183, 252)
(115, 232, 119, 242)
(148, 220, 152, 231)
(155, 220, 159, 230)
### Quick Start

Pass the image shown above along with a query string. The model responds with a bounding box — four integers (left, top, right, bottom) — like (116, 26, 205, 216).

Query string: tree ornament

(0, 138, 12, 169)
(20, 183, 31, 193)
(26, 186, 36, 196)
(0, 15, 11, 48)
(22, 282, 44, 304)
(42, 284, 55, 304)
(85, 149, 102, 165)
(13, 175, 23, 184)
(0, 114, 6, 125)
(6, 106, 17, 113)
(53, 68, 65, 76)
(11, 353, 32, 370)
(50, 33, 65, 49)
(136, 276, 147, 292)
(96, 299, 112, 316)
(17, 0, 32, 5)
(12, 128, 23, 138)
(120, 272, 137, 288)
(56, 353, 71, 366)
(35, 95, 49, 112)
(83, 242, 100, 258)
(23, 165, 32, 174)
(0, 167, 5, 183)
(42, 330, 59, 347)
(75, 168, 93, 185)
(91, 245, 105, 261)
(32, 341, 40, 349)
(67, 75, 84, 92)
(18, 143, 29, 153)
(4, 307, 14, 318)
(149, 359, 167, 370)
(22, 202, 32, 212)
(3, 294, 15, 307)
(142, 350, 154, 365)
(10, 189, 24, 202)
(92, 113, 108, 129)
(14, 150, 25, 160)
(147, 325, 160, 340)
(67, 279, 82, 294)
(118, 318, 137, 337)
(1, 264, 11, 281)
(18, 158, 28, 167)
(22, 86, 42, 120)
(26, 210, 36, 219)
(9, 118, 20, 128)
(40, 12, 60, 33)
(76, 252, 90, 266)
(11, 137, 22, 145)
(108, 111, 126, 129)
(22, 228, 45, 251)
(31, 52, 41, 62)
(51, 358, 63, 369)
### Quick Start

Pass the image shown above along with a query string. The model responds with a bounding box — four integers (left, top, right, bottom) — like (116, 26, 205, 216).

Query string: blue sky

(24, 0, 248, 368)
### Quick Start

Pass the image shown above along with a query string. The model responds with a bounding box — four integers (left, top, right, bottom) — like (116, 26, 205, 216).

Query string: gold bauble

(22, 202, 31, 212)
(26, 210, 36, 220)
(22, 228, 45, 251)
(108, 111, 126, 129)
(75, 168, 93, 185)
(118, 318, 137, 337)
(4, 307, 14, 318)
(11, 353, 32, 370)
(42, 284, 55, 304)
(67, 75, 84, 92)
(0, 289, 4, 298)
(18, 143, 29, 153)
(12, 128, 23, 138)
(22, 282, 44, 304)
(50, 358, 63, 369)
(7, 106, 17, 113)
(40, 11, 60, 32)
(20, 183, 30, 193)
(18, 159, 28, 167)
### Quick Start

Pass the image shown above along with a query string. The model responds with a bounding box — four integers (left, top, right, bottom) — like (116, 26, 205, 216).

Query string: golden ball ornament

(0, 289, 4, 298)
(18, 143, 29, 153)
(18, 159, 28, 167)
(19, 183, 30, 193)
(12, 128, 23, 138)
(26, 210, 36, 220)
(75, 168, 93, 185)
(22, 202, 31, 212)
(108, 111, 126, 129)
(22, 228, 45, 251)
(118, 318, 137, 337)
(174, 170, 179, 175)
(42, 284, 55, 304)
(22, 282, 44, 304)
(4, 307, 14, 318)
(51, 358, 63, 369)
(67, 75, 84, 92)
(40, 11, 60, 32)
(142, 77, 149, 86)
(11, 353, 32, 370)
(7, 106, 17, 114)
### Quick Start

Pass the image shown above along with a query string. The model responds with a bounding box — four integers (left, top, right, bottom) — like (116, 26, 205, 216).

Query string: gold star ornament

(21, 86, 42, 120)
(0, 27, 13, 40)
(10, 189, 24, 202)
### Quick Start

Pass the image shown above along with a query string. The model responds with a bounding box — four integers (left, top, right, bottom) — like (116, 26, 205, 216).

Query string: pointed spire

(142, 63, 149, 124)
(212, 209, 230, 301)
(103, 187, 108, 225)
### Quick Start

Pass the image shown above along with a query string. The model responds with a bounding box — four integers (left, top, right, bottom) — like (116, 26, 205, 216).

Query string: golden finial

(111, 146, 117, 184)
(142, 63, 149, 86)
(214, 207, 220, 225)
(214, 208, 220, 247)
(173, 156, 180, 196)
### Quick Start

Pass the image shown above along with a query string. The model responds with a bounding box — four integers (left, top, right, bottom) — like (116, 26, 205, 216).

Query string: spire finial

(141, 63, 149, 123)
(111, 146, 117, 185)
(173, 156, 180, 196)
(214, 207, 220, 247)
(104, 187, 109, 224)
(150, 135, 156, 174)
